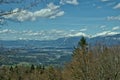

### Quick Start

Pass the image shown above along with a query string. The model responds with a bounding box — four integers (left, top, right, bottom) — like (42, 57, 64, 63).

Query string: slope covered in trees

(0, 37, 120, 80)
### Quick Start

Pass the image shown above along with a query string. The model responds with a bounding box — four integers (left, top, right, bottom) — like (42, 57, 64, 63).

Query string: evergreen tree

(70, 37, 92, 80)
(73, 36, 88, 58)
(78, 36, 88, 50)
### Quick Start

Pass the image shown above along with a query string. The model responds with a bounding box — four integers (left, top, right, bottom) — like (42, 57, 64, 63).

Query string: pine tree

(78, 36, 88, 51)
(73, 36, 88, 58)
(68, 37, 94, 80)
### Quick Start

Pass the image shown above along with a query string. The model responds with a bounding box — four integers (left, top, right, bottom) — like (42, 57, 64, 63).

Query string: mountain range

(0, 33, 120, 48)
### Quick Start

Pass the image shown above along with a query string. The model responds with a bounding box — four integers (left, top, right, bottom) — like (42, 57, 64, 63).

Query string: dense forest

(0, 37, 120, 80)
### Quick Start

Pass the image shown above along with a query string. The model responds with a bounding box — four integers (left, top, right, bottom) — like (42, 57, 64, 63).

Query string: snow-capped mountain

(0, 33, 120, 48)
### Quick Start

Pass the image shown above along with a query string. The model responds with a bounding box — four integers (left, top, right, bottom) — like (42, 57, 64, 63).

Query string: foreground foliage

(0, 37, 120, 80)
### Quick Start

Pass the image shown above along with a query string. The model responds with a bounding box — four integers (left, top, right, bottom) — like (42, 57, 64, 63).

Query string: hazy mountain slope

(0, 34, 120, 48)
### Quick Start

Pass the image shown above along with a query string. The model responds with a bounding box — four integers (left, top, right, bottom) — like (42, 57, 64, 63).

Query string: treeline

(0, 37, 120, 80)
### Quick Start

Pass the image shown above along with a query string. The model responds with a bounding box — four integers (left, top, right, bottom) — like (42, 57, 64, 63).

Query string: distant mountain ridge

(0, 34, 120, 48)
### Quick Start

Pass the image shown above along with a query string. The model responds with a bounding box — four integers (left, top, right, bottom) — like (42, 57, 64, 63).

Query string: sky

(0, 0, 120, 40)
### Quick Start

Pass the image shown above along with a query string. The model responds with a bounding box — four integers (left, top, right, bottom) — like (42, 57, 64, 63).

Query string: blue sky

(0, 0, 120, 40)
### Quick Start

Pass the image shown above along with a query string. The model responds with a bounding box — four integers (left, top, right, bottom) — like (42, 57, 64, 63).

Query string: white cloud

(80, 28, 87, 31)
(68, 32, 88, 37)
(18, 38, 28, 40)
(60, 0, 79, 5)
(47, 3, 60, 10)
(3, 3, 64, 21)
(107, 15, 120, 21)
(113, 3, 120, 9)
(100, 25, 106, 30)
(112, 26, 120, 30)
(0, 29, 16, 34)
(100, 25, 106, 28)
(49, 11, 64, 19)
(93, 31, 119, 37)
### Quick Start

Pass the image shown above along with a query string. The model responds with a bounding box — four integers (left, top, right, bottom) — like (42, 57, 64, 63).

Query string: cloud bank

(0, 29, 89, 40)
(3, 3, 64, 21)
(107, 15, 120, 21)
(93, 31, 119, 37)
(3, 0, 80, 22)
(1, 27, 119, 40)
